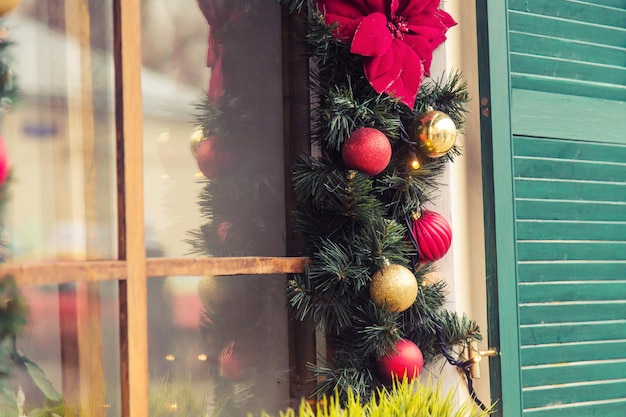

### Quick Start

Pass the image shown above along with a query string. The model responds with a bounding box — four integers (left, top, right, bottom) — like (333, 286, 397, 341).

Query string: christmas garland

(280, 0, 483, 401)
(190, 0, 485, 412)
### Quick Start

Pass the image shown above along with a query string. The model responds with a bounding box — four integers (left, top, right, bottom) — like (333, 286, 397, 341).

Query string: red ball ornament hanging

(0, 135, 9, 186)
(377, 339, 424, 383)
(341, 127, 392, 176)
(219, 341, 251, 381)
(411, 210, 452, 262)
(196, 136, 228, 179)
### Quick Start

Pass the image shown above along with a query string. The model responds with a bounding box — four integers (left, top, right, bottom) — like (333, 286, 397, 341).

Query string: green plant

(258, 378, 493, 417)
(149, 375, 206, 417)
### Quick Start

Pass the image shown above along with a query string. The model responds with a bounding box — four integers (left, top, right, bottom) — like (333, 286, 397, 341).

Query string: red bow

(197, 0, 236, 103)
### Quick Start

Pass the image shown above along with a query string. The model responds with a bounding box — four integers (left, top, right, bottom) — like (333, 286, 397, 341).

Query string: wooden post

(61, 0, 105, 414)
(113, 0, 147, 416)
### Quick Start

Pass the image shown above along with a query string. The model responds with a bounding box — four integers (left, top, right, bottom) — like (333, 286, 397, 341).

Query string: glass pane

(142, 0, 286, 259)
(3, 279, 121, 416)
(1, 1, 117, 261)
(148, 274, 289, 416)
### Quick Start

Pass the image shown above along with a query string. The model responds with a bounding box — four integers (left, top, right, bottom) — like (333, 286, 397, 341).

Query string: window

(0, 1, 309, 416)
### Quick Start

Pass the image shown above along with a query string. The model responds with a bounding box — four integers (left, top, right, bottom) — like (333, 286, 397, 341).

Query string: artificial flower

(318, 0, 456, 107)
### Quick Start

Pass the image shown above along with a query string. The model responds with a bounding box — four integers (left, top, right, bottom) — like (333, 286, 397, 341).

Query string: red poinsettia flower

(318, 0, 456, 107)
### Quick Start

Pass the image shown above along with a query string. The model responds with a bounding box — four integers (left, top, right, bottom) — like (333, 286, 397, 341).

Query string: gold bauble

(411, 110, 457, 158)
(190, 126, 205, 158)
(0, 0, 20, 16)
(197, 275, 229, 312)
(369, 264, 418, 312)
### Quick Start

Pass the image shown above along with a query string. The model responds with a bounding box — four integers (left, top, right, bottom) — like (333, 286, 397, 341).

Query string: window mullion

(113, 0, 147, 416)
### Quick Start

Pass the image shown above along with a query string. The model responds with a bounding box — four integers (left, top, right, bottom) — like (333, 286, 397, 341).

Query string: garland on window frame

(278, 0, 485, 404)
(189, 0, 487, 412)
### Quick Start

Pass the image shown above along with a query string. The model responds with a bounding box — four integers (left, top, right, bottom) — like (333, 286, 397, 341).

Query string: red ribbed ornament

(411, 210, 452, 262)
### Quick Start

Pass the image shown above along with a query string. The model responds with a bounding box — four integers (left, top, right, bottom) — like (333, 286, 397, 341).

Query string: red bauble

(377, 339, 424, 383)
(219, 341, 250, 381)
(342, 127, 392, 176)
(196, 136, 228, 179)
(0, 135, 8, 186)
(411, 210, 452, 262)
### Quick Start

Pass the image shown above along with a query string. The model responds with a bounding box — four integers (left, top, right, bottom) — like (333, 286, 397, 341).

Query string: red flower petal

(318, 0, 368, 41)
(351, 12, 393, 56)
(435, 8, 457, 29)
(364, 40, 423, 107)
(318, 0, 456, 107)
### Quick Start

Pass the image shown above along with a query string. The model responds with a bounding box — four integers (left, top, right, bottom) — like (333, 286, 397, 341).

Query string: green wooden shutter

(479, 0, 626, 416)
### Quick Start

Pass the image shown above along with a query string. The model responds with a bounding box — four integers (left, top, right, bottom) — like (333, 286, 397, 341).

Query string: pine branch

(312, 82, 402, 151)
(352, 218, 414, 267)
(415, 71, 470, 130)
(309, 361, 376, 402)
(293, 158, 386, 225)
(275, 0, 308, 14)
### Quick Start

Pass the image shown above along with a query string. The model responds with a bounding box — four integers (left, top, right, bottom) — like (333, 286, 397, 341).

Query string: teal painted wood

(511, 75, 626, 101)
(508, 0, 626, 28)
(509, 11, 626, 48)
(509, 33, 626, 67)
(516, 220, 626, 240)
(522, 360, 626, 387)
(522, 380, 626, 409)
(476, 0, 523, 415)
(519, 301, 626, 325)
(514, 136, 626, 160)
(479, 0, 626, 415)
(521, 340, 626, 366)
(520, 321, 626, 345)
(516, 220, 626, 241)
(511, 53, 626, 85)
(515, 200, 626, 221)
(518, 262, 626, 282)
(514, 159, 626, 182)
(519, 282, 626, 303)
(524, 400, 626, 417)
(515, 180, 626, 203)
(517, 241, 626, 261)
(507, 1, 626, 99)
(511, 90, 626, 143)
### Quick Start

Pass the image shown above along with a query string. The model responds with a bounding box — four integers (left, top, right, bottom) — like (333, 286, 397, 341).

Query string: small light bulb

(165, 354, 175, 361)
(197, 354, 208, 361)
(408, 151, 421, 170)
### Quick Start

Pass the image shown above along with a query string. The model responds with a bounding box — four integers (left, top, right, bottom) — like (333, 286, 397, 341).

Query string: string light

(407, 151, 421, 171)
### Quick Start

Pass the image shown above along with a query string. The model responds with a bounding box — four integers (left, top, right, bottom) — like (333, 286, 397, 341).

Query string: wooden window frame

(0, 2, 311, 416)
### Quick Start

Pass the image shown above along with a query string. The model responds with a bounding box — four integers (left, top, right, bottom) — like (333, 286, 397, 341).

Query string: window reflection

(143, 0, 286, 259)
(143, 0, 290, 413)
(10, 281, 121, 416)
(149, 274, 289, 417)
(2, 1, 117, 261)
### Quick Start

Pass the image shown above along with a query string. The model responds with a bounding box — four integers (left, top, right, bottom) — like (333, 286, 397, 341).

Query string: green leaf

(21, 356, 63, 402)
(0, 336, 15, 376)
(0, 382, 19, 417)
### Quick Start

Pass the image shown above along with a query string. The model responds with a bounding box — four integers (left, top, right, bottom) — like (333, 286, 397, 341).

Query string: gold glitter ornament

(369, 262, 418, 313)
